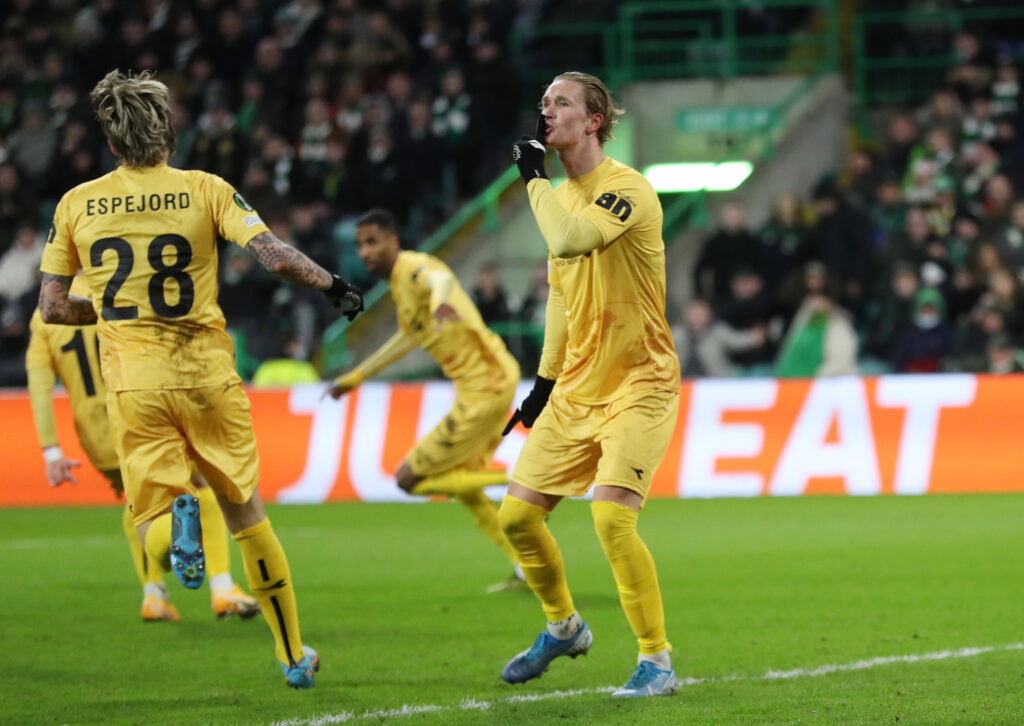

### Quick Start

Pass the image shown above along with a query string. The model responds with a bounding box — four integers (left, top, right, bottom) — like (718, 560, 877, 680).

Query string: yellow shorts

(512, 387, 679, 501)
(406, 385, 516, 478)
(107, 383, 260, 526)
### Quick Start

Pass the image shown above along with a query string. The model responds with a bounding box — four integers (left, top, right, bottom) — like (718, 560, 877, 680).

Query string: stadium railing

(852, 6, 1024, 138)
(318, 0, 839, 374)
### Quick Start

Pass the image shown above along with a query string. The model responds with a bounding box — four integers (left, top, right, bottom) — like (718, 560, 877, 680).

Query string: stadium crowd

(0, 0, 524, 384)
(686, 28, 1024, 378)
(3, 2, 1024, 385)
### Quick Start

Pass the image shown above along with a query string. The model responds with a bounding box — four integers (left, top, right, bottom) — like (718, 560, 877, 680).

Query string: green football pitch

(2, 494, 1022, 725)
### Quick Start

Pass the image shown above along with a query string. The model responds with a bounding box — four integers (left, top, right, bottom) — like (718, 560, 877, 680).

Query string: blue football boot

(281, 645, 320, 689)
(170, 494, 204, 590)
(501, 622, 593, 684)
(612, 661, 679, 698)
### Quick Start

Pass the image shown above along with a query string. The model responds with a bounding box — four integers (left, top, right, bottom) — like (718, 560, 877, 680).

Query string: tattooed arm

(38, 274, 97, 325)
(247, 231, 332, 289)
(247, 231, 364, 319)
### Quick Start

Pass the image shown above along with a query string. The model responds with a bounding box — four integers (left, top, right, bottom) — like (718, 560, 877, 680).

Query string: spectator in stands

(0, 225, 44, 310)
(432, 68, 478, 198)
(995, 200, 1024, 272)
(514, 261, 549, 374)
(189, 101, 245, 183)
(885, 206, 949, 284)
(759, 192, 810, 294)
(775, 262, 858, 378)
(947, 32, 996, 101)
(864, 261, 919, 364)
(960, 140, 1001, 200)
(713, 267, 777, 370)
(952, 303, 1009, 373)
(890, 288, 954, 373)
(868, 175, 906, 246)
(694, 202, 765, 304)
(878, 113, 919, 179)
(985, 333, 1024, 374)
(842, 149, 882, 210)
(471, 261, 512, 327)
(7, 103, 57, 187)
(978, 173, 1015, 237)
(0, 163, 35, 253)
(672, 297, 745, 378)
(807, 180, 876, 322)
(903, 127, 956, 204)
(914, 87, 962, 138)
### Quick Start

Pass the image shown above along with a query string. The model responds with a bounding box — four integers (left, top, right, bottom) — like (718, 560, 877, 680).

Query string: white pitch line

(270, 642, 1024, 726)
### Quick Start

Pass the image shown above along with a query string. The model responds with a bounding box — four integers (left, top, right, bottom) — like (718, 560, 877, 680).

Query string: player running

(26, 277, 260, 622)
(326, 209, 524, 590)
(37, 70, 363, 688)
(500, 71, 681, 697)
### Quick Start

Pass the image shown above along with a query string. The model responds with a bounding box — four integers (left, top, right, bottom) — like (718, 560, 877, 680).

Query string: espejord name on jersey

(85, 192, 191, 216)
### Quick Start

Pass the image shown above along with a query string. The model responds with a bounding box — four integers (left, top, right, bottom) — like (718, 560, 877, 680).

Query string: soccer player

(326, 209, 524, 588)
(26, 276, 260, 622)
(499, 72, 681, 697)
(37, 70, 363, 689)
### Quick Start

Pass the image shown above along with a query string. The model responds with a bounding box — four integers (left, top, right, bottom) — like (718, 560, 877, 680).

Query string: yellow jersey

(39, 164, 269, 391)
(25, 275, 118, 469)
(390, 250, 519, 393)
(532, 157, 679, 403)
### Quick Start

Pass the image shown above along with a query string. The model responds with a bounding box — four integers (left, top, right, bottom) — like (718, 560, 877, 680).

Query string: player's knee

(591, 500, 636, 545)
(498, 496, 540, 541)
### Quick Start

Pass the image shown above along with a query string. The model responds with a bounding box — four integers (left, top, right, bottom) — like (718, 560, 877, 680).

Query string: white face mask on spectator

(916, 312, 941, 329)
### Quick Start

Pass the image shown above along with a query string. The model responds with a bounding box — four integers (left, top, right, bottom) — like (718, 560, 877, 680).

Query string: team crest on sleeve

(232, 192, 254, 211)
(46, 224, 56, 244)
(594, 191, 634, 222)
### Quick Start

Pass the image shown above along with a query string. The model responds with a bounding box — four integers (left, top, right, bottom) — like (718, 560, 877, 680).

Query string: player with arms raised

(499, 72, 681, 697)
(327, 209, 524, 588)
(37, 70, 362, 688)
(26, 278, 260, 622)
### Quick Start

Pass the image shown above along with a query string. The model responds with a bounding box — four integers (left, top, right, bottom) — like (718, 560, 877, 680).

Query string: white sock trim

(143, 583, 168, 599)
(547, 612, 582, 640)
(209, 573, 234, 592)
(638, 648, 672, 670)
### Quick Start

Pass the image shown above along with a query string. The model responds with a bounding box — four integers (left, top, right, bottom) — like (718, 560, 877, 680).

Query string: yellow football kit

(39, 164, 268, 524)
(513, 157, 680, 500)
(500, 154, 678, 661)
(349, 250, 521, 477)
(26, 275, 118, 474)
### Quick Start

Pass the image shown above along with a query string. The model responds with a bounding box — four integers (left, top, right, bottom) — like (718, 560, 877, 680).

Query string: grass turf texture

(2, 495, 1023, 725)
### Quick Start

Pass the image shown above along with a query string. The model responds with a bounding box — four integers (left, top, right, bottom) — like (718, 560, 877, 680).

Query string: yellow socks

(411, 469, 508, 497)
(196, 486, 231, 581)
(123, 504, 148, 584)
(454, 490, 520, 567)
(498, 496, 574, 621)
(591, 500, 669, 654)
(143, 513, 173, 574)
(234, 518, 304, 665)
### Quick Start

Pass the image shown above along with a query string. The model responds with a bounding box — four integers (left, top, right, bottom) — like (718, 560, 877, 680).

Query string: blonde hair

(90, 70, 175, 167)
(552, 71, 624, 145)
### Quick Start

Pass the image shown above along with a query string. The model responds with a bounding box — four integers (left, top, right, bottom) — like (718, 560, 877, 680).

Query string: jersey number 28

(90, 235, 194, 321)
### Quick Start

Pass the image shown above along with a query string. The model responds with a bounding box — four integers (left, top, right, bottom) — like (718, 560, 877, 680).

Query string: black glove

(512, 113, 549, 184)
(325, 275, 364, 321)
(502, 375, 555, 435)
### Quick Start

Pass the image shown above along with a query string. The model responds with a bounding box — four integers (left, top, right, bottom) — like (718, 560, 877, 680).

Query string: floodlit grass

(2, 495, 1023, 725)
